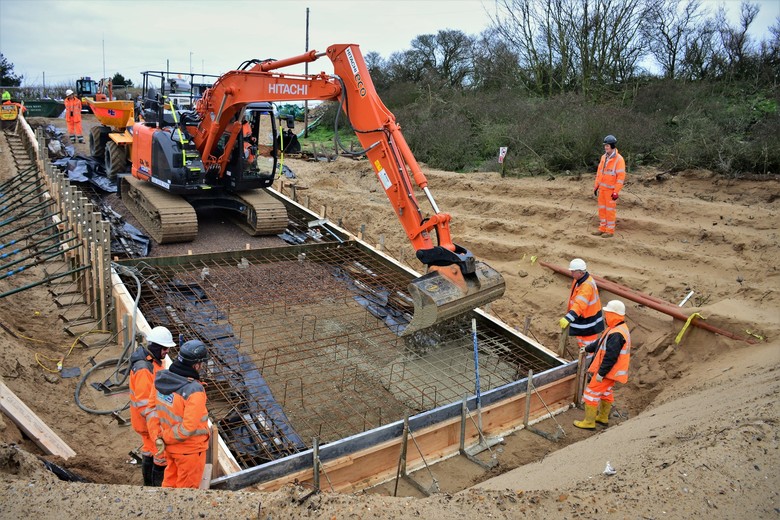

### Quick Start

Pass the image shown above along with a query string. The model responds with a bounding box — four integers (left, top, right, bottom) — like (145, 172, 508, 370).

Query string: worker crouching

(574, 300, 631, 429)
(154, 340, 210, 488)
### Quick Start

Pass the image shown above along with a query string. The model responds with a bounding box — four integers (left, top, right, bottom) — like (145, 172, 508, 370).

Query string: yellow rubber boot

(573, 404, 598, 429)
(595, 401, 612, 425)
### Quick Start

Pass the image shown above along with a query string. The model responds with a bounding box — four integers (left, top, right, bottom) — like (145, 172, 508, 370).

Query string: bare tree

(716, 1, 759, 76)
(490, 0, 651, 95)
(679, 21, 720, 80)
(643, 0, 703, 78)
(471, 29, 525, 90)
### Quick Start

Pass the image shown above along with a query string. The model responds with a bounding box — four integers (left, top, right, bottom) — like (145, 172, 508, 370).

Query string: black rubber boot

(151, 463, 166, 487)
(141, 456, 154, 486)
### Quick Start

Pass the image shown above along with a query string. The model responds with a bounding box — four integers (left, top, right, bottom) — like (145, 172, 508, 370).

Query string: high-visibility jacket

(566, 272, 605, 337)
(594, 149, 626, 196)
(154, 370, 210, 454)
(0, 100, 25, 121)
(128, 348, 165, 438)
(588, 321, 631, 383)
(64, 96, 82, 122)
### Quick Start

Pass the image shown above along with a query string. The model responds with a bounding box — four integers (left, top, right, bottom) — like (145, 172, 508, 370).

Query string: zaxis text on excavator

(123, 43, 505, 334)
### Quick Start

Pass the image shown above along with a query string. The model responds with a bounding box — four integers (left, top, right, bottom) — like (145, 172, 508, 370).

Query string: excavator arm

(193, 44, 504, 333)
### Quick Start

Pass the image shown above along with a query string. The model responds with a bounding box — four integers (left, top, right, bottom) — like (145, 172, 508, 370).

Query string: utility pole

(304, 7, 310, 138)
(189, 52, 193, 74)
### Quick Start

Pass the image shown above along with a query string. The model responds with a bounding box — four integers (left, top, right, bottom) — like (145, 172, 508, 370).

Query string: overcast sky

(1, 0, 778, 89)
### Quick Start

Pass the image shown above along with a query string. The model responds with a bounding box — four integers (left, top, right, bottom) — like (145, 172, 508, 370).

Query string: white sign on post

(498, 147, 508, 164)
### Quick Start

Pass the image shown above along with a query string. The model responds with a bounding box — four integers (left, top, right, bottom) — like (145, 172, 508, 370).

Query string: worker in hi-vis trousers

(64, 89, 84, 143)
(154, 340, 210, 489)
(574, 300, 632, 429)
(129, 326, 176, 486)
(559, 258, 604, 355)
(593, 134, 625, 238)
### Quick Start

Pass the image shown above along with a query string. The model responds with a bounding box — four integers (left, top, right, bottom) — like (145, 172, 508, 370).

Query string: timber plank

(0, 380, 76, 459)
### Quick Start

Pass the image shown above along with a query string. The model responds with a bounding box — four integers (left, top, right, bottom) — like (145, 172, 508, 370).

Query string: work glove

(611, 192, 619, 200)
(593, 188, 599, 197)
(559, 317, 570, 329)
(155, 438, 165, 458)
(595, 374, 604, 383)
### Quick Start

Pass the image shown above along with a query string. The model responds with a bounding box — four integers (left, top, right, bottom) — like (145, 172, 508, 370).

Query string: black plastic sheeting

(144, 280, 305, 465)
(51, 155, 117, 193)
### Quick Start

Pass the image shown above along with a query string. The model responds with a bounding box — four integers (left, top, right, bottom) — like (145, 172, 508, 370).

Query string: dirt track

(0, 120, 779, 518)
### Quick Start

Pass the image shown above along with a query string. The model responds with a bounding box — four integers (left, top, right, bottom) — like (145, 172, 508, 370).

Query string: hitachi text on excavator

(122, 43, 505, 333)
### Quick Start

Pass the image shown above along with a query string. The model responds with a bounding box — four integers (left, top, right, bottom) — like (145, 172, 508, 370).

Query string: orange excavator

(121, 43, 505, 332)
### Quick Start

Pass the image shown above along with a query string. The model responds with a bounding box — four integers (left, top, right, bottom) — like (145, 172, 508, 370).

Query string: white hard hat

(65, 89, 74, 96)
(603, 300, 626, 316)
(568, 258, 587, 271)
(146, 326, 176, 347)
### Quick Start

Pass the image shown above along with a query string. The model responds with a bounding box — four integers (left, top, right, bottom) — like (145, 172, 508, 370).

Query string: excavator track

(120, 176, 198, 244)
(230, 189, 288, 236)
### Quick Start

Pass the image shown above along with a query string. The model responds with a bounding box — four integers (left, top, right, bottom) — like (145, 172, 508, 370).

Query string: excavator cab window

(243, 105, 278, 177)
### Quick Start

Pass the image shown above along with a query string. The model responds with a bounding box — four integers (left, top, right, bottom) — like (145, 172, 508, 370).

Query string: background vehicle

(121, 43, 505, 333)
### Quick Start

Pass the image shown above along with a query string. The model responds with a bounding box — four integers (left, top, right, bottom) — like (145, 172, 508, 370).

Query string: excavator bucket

(404, 261, 505, 335)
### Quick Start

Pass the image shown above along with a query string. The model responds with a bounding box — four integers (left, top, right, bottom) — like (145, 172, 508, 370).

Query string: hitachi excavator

(122, 43, 505, 333)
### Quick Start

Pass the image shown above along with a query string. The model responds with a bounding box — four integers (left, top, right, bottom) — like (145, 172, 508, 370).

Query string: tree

(111, 72, 133, 88)
(490, 0, 651, 95)
(0, 54, 23, 86)
(716, 2, 759, 78)
(643, 0, 704, 79)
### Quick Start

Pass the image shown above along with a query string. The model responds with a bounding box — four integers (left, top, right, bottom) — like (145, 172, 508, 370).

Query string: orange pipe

(540, 261, 756, 345)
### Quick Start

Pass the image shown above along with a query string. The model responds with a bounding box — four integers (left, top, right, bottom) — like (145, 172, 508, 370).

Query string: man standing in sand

(559, 258, 604, 354)
(574, 300, 631, 429)
(593, 135, 625, 237)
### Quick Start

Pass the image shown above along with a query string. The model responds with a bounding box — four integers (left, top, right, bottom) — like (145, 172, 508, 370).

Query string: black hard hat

(178, 340, 209, 365)
(603, 134, 617, 146)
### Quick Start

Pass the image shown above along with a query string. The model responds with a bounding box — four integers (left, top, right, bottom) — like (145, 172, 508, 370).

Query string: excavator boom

(190, 44, 505, 334)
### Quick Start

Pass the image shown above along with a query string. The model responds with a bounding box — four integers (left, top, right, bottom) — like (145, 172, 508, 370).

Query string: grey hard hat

(178, 340, 209, 365)
(603, 135, 617, 146)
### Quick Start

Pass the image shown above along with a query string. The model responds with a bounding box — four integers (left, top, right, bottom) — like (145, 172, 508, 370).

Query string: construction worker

(242, 118, 257, 164)
(64, 89, 84, 143)
(129, 326, 176, 486)
(559, 258, 604, 354)
(574, 300, 631, 429)
(154, 339, 210, 489)
(593, 134, 626, 237)
(1, 90, 26, 130)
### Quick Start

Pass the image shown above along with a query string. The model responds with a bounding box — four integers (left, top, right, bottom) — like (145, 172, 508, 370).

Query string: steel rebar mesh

(120, 243, 556, 469)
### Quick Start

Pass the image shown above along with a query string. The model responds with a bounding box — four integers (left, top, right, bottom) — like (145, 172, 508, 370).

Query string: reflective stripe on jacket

(128, 348, 165, 437)
(64, 97, 82, 122)
(594, 149, 626, 195)
(154, 370, 210, 454)
(589, 322, 631, 383)
(566, 272, 605, 337)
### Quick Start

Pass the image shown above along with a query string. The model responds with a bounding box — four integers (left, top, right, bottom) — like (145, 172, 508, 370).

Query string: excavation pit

(116, 240, 568, 490)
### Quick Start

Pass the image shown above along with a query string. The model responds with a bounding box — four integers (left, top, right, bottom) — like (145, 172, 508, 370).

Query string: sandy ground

(0, 117, 778, 519)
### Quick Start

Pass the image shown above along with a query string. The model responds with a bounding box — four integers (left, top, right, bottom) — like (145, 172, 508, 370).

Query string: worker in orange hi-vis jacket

(559, 257, 605, 355)
(574, 300, 631, 430)
(154, 340, 210, 489)
(64, 89, 84, 143)
(129, 326, 176, 486)
(593, 134, 626, 238)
